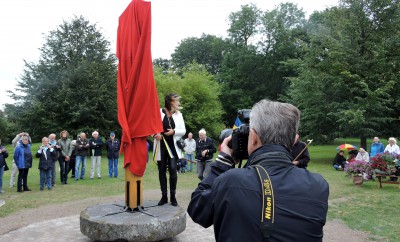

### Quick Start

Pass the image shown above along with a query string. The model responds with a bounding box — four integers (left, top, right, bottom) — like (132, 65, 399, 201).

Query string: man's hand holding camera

(217, 135, 238, 166)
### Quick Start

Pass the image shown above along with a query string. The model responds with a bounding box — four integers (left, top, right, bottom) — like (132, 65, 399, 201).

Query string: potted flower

(371, 153, 399, 175)
(344, 160, 371, 185)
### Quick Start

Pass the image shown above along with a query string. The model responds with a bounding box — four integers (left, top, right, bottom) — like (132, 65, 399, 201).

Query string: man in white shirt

(184, 132, 196, 172)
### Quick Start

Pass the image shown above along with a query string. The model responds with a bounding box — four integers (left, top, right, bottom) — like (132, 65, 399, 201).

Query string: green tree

(171, 34, 228, 75)
(288, 0, 400, 146)
(7, 16, 117, 141)
(154, 63, 224, 139)
(227, 4, 261, 47)
(0, 110, 14, 144)
(153, 58, 171, 73)
(219, 3, 307, 125)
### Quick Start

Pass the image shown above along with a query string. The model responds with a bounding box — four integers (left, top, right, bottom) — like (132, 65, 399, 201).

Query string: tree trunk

(360, 135, 367, 150)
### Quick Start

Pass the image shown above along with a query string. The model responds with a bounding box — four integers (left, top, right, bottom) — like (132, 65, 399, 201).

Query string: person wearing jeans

(89, 131, 104, 179)
(48, 133, 61, 187)
(184, 132, 196, 172)
(106, 132, 120, 178)
(75, 132, 89, 180)
(36, 137, 57, 191)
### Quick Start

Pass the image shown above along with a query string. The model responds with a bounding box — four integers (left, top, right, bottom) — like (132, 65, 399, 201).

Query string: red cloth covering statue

(117, 0, 163, 177)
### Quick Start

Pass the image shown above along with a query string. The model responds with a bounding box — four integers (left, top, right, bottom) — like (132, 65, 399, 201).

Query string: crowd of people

(0, 95, 331, 241)
(332, 136, 400, 179)
(0, 130, 120, 193)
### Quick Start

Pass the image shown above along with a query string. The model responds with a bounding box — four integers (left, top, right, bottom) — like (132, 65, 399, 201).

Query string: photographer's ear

(248, 128, 261, 155)
(294, 134, 299, 145)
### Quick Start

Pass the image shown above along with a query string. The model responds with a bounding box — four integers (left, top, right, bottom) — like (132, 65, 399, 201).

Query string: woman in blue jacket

(13, 135, 33, 192)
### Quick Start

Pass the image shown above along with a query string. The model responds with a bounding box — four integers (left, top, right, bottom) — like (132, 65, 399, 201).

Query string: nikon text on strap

(254, 165, 275, 241)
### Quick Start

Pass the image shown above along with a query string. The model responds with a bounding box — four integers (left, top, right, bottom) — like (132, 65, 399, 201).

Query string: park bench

(375, 174, 400, 188)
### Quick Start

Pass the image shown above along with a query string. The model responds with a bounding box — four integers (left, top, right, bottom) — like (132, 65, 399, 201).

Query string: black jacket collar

(245, 144, 294, 168)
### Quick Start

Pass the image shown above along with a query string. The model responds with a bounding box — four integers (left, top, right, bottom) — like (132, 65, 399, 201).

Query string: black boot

(158, 195, 168, 206)
(169, 158, 178, 206)
(158, 160, 168, 206)
(170, 193, 178, 206)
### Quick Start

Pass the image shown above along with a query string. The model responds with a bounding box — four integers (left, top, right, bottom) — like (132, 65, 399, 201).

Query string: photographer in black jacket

(195, 128, 216, 180)
(187, 100, 329, 242)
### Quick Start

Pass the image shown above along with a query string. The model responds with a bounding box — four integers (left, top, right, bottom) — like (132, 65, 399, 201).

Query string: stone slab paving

(81, 201, 186, 241)
(0, 189, 372, 242)
(0, 213, 215, 242)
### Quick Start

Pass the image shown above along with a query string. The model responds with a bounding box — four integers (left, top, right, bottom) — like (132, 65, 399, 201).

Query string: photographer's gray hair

(250, 100, 300, 148)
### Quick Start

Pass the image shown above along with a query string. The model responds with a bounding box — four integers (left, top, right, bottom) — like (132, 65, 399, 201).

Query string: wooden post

(125, 165, 143, 209)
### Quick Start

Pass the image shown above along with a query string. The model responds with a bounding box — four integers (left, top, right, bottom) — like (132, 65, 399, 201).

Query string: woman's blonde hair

(388, 137, 397, 144)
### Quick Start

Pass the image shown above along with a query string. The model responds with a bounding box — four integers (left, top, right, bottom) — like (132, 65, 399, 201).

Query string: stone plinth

(80, 200, 186, 241)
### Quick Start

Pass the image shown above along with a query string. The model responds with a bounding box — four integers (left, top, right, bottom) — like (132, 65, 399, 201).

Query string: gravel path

(0, 189, 374, 241)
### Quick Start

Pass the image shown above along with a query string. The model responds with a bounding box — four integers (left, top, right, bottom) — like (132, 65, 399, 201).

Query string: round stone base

(80, 200, 186, 241)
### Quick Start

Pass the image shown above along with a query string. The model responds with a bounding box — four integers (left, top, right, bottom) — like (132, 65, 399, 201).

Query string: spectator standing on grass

(89, 131, 104, 179)
(75, 132, 89, 180)
(0, 139, 9, 194)
(184, 132, 196, 172)
(195, 128, 216, 181)
(58, 130, 72, 184)
(180, 158, 187, 173)
(49, 133, 61, 187)
(106, 132, 120, 178)
(10, 132, 31, 188)
(14, 135, 32, 192)
(370, 137, 384, 158)
(384, 137, 400, 156)
(69, 139, 77, 178)
(36, 137, 57, 191)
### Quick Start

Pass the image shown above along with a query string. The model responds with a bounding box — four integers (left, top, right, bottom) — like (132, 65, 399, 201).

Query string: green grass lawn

(0, 138, 398, 241)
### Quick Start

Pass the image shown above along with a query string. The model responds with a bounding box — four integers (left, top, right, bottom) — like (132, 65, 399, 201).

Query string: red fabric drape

(117, 0, 163, 177)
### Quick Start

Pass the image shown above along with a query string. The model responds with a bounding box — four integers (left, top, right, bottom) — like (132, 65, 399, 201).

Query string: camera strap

(254, 165, 274, 242)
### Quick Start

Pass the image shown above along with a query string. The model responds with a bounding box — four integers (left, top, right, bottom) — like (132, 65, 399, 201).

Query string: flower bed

(371, 153, 400, 175)
(344, 160, 371, 177)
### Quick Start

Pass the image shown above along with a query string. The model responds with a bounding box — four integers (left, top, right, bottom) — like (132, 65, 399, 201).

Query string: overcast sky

(0, 0, 339, 109)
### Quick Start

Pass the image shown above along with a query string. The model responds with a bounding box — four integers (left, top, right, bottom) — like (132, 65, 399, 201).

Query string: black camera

(219, 109, 251, 160)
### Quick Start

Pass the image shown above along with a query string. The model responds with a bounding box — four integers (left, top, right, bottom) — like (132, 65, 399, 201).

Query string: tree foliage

(7, 16, 117, 141)
(219, 3, 306, 124)
(288, 0, 400, 145)
(154, 63, 224, 139)
(171, 34, 228, 75)
(0, 110, 15, 144)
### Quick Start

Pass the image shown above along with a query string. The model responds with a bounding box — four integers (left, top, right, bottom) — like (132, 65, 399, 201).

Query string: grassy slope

(0, 138, 398, 241)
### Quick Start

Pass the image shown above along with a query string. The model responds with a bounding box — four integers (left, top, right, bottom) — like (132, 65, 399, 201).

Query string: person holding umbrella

(153, 94, 186, 206)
